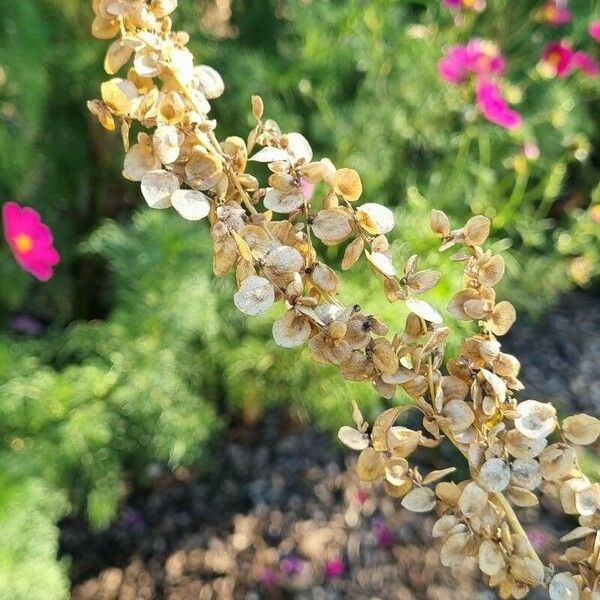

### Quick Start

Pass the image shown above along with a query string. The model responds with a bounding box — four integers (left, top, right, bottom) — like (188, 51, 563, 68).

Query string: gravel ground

(60, 292, 600, 600)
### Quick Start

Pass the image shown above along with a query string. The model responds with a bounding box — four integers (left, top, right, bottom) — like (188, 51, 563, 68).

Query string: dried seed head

(562, 414, 600, 446)
(233, 275, 275, 316)
(311, 208, 353, 246)
(464, 215, 491, 247)
(514, 400, 556, 440)
(401, 486, 436, 513)
(332, 168, 362, 201)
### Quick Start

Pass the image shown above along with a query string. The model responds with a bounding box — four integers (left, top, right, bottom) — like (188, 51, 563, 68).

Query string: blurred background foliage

(1, 0, 600, 597)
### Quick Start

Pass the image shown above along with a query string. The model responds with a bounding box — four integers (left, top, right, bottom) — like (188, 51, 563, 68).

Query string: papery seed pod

(356, 447, 385, 482)
(337, 426, 369, 451)
(459, 481, 488, 518)
(171, 189, 211, 221)
(464, 215, 491, 246)
(514, 400, 556, 440)
(332, 168, 362, 201)
(479, 457, 511, 492)
(401, 486, 436, 513)
(539, 443, 577, 481)
(233, 275, 275, 316)
(479, 540, 506, 576)
(342, 237, 365, 270)
(311, 208, 353, 246)
(141, 169, 179, 208)
(430, 209, 451, 238)
(562, 414, 600, 446)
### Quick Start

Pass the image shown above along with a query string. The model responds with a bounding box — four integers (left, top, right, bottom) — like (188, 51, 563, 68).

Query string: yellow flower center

(14, 233, 33, 254)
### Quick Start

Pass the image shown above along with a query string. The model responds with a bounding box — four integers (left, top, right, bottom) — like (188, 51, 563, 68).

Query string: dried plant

(88, 1, 600, 597)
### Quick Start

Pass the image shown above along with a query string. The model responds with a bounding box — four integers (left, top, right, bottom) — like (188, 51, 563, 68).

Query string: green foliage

(0, 456, 69, 600)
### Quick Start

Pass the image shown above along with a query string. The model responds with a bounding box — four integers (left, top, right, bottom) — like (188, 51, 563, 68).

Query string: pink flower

(590, 21, 600, 42)
(523, 141, 540, 161)
(438, 40, 505, 84)
(325, 558, 345, 579)
(476, 80, 522, 130)
(465, 39, 506, 77)
(542, 41, 574, 77)
(3, 202, 59, 281)
(573, 51, 600, 77)
(439, 46, 471, 83)
(542, 1, 571, 26)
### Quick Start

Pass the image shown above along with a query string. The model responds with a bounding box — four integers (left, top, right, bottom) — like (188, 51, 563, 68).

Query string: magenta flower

(476, 80, 522, 130)
(542, 1, 571, 26)
(542, 41, 574, 77)
(573, 52, 600, 77)
(590, 21, 600, 42)
(438, 40, 505, 84)
(439, 46, 471, 83)
(3, 202, 60, 281)
(325, 558, 345, 579)
(466, 39, 506, 77)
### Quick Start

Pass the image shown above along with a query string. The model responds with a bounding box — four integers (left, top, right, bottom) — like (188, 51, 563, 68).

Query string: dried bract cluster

(88, 3, 600, 598)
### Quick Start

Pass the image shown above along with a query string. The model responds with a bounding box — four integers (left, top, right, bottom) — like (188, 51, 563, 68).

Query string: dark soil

(60, 292, 600, 600)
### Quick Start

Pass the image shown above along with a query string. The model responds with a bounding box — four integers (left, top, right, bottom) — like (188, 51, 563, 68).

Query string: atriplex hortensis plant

(88, 1, 600, 598)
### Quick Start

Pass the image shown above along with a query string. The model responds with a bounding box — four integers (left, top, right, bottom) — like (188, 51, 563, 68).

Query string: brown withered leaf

(448, 288, 482, 320)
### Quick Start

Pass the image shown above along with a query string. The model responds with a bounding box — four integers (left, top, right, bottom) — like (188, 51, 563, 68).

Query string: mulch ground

(60, 292, 600, 600)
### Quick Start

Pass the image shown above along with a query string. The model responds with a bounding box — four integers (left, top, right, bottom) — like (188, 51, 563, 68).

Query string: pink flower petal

(590, 21, 600, 42)
(2, 201, 60, 281)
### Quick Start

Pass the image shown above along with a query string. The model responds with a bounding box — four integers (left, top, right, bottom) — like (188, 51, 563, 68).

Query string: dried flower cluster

(88, 2, 600, 598)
